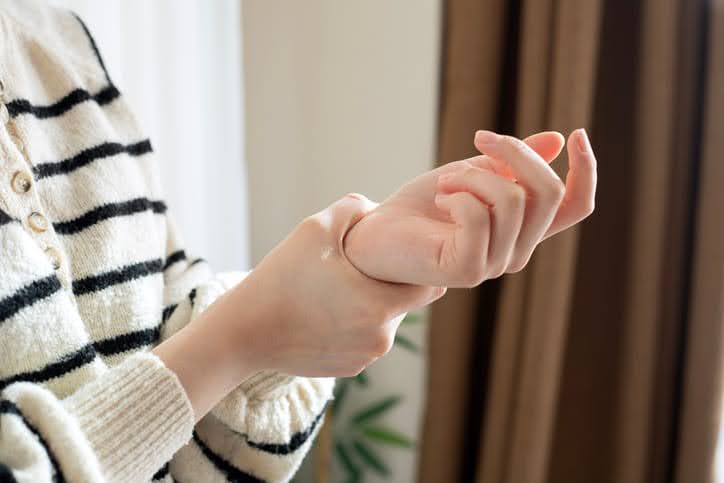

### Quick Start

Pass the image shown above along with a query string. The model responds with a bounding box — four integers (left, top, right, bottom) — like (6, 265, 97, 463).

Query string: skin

(153, 129, 598, 421)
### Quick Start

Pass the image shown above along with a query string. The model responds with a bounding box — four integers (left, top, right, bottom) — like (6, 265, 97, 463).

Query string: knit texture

(0, 1, 333, 481)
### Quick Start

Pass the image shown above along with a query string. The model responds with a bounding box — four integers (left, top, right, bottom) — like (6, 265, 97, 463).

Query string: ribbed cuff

(211, 373, 334, 443)
(62, 352, 195, 483)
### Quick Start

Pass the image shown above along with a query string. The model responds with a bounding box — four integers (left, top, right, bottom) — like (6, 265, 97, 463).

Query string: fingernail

(434, 193, 450, 205)
(576, 128, 591, 153)
(475, 130, 500, 145)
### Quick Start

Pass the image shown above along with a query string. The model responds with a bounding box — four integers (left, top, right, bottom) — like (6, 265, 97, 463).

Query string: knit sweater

(0, 1, 333, 482)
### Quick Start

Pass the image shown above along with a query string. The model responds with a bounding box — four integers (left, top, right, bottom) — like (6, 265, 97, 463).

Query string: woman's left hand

(343, 129, 597, 287)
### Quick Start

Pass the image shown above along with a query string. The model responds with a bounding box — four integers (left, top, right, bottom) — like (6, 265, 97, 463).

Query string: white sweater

(0, 1, 333, 482)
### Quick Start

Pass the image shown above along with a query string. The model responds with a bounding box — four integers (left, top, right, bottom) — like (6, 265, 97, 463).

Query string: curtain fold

(420, 0, 723, 482)
(675, 2, 724, 480)
(480, 2, 602, 483)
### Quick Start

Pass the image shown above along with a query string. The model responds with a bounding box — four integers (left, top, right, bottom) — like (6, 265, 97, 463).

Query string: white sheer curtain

(47, 0, 250, 272)
(718, 417, 724, 482)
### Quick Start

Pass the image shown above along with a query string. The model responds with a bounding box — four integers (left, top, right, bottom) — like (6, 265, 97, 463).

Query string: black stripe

(0, 275, 62, 324)
(246, 408, 325, 455)
(0, 462, 17, 482)
(54, 198, 167, 235)
(6, 85, 120, 119)
(0, 345, 96, 391)
(189, 258, 205, 268)
(152, 462, 170, 481)
(72, 13, 112, 83)
(188, 288, 197, 307)
(33, 139, 153, 180)
(73, 258, 163, 296)
(0, 400, 66, 483)
(0, 324, 164, 391)
(0, 209, 14, 227)
(162, 304, 178, 323)
(192, 432, 266, 483)
(93, 326, 160, 356)
(163, 250, 187, 270)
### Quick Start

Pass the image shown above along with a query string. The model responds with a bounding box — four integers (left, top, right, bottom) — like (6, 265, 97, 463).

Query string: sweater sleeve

(159, 216, 333, 483)
(0, 352, 195, 483)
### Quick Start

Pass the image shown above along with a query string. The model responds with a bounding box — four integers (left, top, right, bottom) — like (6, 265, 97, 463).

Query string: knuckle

(299, 214, 326, 234)
(488, 263, 507, 280)
(504, 183, 527, 208)
(541, 178, 565, 202)
(342, 364, 366, 378)
(361, 303, 389, 325)
(344, 192, 367, 202)
(458, 263, 486, 287)
(368, 331, 393, 358)
(461, 166, 481, 182)
(507, 262, 525, 274)
(507, 256, 530, 274)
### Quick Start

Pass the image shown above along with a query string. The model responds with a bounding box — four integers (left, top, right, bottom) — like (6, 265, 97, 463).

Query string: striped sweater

(0, 1, 332, 482)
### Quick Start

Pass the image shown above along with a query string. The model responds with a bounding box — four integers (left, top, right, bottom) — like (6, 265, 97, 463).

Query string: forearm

(153, 280, 265, 421)
(155, 271, 335, 482)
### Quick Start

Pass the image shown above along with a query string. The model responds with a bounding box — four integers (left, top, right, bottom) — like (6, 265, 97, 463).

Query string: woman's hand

(343, 129, 597, 287)
(220, 194, 445, 378)
(155, 194, 444, 419)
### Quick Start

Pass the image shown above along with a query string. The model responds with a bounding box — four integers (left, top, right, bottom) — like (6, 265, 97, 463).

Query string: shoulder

(0, 0, 110, 82)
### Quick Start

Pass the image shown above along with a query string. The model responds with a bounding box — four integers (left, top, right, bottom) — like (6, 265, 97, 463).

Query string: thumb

(522, 131, 565, 163)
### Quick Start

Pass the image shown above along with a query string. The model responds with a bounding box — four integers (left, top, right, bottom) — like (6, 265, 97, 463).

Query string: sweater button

(28, 212, 49, 233)
(11, 171, 32, 194)
(44, 246, 62, 270)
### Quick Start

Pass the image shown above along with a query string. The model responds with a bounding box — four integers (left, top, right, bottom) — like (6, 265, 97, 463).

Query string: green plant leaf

(394, 333, 419, 353)
(362, 425, 415, 448)
(401, 312, 424, 325)
(351, 396, 401, 426)
(332, 379, 350, 419)
(354, 371, 369, 386)
(335, 442, 360, 480)
(353, 439, 390, 477)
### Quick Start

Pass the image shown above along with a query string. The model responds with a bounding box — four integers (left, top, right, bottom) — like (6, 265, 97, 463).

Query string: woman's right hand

(216, 194, 446, 379)
(155, 193, 443, 420)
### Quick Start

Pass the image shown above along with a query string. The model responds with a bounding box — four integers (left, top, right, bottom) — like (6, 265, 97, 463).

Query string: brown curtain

(419, 1, 724, 483)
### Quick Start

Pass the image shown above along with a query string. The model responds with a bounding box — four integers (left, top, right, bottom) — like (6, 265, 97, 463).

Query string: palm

(343, 133, 566, 285)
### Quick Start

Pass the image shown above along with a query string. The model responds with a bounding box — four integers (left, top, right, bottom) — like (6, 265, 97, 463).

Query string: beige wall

(242, 0, 441, 264)
(242, 2, 441, 482)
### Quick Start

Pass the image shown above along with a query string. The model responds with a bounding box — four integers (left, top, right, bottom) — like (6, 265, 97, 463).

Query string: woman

(0, 1, 597, 482)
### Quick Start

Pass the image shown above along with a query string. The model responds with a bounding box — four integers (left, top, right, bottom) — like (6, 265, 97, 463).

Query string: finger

(526, 131, 566, 162)
(470, 131, 565, 179)
(434, 191, 491, 287)
(371, 283, 446, 320)
(473, 130, 565, 272)
(543, 129, 597, 239)
(387, 286, 447, 323)
(437, 166, 526, 277)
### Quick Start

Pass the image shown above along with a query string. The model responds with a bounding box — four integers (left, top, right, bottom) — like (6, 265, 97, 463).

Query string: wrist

(221, 268, 286, 373)
(152, 282, 269, 421)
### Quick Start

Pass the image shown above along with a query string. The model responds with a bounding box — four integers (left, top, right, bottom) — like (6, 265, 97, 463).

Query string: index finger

(473, 130, 563, 193)
(469, 131, 565, 179)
